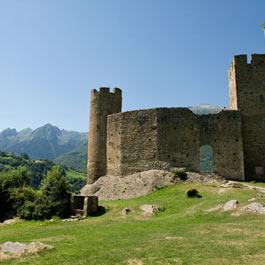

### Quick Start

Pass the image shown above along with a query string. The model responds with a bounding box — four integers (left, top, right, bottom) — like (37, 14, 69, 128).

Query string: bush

(186, 189, 202, 198)
(173, 170, 188, 181)
(10, 186, 40, 219)
(40, 165, 71, 218)
(0, 167, 32, 221)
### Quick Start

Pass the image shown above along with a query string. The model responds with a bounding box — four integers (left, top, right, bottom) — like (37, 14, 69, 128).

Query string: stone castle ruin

(86, 54, 265, 184)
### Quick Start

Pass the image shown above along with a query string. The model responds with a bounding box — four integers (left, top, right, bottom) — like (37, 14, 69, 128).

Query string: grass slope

(0, 151, 86, 192)
(1, 182, 265, 264)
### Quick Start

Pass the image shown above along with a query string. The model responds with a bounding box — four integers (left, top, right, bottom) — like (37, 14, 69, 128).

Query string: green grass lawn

(1, 183, 265, 265)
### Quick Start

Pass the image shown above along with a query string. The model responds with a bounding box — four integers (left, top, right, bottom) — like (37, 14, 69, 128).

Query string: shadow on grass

(89, 206, 108, 217)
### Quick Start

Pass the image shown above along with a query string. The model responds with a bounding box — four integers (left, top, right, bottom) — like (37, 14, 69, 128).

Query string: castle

(87, 54, 265, 183)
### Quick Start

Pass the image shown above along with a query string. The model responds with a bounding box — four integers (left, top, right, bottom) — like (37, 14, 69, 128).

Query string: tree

(0, 167, 32, 221)
(40, 165, 71, 218)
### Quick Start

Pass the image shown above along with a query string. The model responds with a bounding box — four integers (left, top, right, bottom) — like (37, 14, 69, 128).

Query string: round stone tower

(87, 87, 122, 183)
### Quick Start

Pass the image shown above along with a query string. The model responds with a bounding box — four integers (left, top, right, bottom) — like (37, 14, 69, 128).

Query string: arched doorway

(199, 145, 214, 173)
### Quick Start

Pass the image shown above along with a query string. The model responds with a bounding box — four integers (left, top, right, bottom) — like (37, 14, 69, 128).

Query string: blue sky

(0, 0, 264, 132)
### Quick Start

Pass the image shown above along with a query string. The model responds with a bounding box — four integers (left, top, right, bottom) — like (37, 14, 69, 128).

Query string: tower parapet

(87, 87, 122, 183)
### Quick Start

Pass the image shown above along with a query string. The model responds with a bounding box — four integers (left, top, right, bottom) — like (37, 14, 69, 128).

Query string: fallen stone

(240, 202, 265, 215)
(0, 242, 53, 261)
(223, 200, 239, 211)
(81, 170, 175, 200)
(140, 204, 161, 216)
(1, 218, 20, 226)
(62, 218, 79, 222)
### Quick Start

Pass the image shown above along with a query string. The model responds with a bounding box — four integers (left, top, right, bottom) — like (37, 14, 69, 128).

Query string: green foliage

(40, 165, 71, 218)
(10, 186, 40, 220)
(0, 151, 54, 188)
(0, 150, 85, 195)
(0, 166, 32, 221)
(0, 162, 72, 220)
(65, 169, 86, 193)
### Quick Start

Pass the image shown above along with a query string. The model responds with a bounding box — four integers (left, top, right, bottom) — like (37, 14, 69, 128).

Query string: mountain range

(0, 124, 87, 173)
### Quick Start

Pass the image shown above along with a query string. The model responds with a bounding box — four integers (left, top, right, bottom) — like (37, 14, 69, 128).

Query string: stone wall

(229, 54, 265, 180)
(107, 108, 245, 180)
(87, 87, 122, 183)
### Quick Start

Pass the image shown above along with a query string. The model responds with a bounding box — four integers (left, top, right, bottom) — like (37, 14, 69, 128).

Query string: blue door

(200, 145, 214, 173)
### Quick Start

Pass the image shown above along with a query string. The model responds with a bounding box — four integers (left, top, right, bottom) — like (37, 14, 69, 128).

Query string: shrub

(186, 189, 202, 198)
(0, 167, 32, 221)
(173, 170, 188, 181)
(39, 165, 71, 219)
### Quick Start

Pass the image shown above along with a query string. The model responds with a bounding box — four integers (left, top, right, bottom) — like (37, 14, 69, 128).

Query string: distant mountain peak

(0, 124, 87, 167)
(0, 128, 18, 137)
(189, 104, 224, 115)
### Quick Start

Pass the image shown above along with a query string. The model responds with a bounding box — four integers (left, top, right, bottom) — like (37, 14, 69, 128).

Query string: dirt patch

(128, 258, 143, 265)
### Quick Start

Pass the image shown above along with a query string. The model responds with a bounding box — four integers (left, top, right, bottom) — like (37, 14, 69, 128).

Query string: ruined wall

(107, 109, 167, 176)
(107, 108, 244, 180)
(229, 54, 265, 180)
(157, 108, 199, 171)
(88, 87, 122, 183)
(197, 111, 244, 180)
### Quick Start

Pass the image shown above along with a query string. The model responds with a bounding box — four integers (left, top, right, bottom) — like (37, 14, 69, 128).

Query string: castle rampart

(107, 108, 244, 180)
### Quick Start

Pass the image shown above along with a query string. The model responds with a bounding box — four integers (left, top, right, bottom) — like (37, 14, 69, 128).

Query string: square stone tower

(229, 54, 265, 180)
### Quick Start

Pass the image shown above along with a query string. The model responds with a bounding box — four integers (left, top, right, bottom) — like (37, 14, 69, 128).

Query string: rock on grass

(0, 242, 53, 261)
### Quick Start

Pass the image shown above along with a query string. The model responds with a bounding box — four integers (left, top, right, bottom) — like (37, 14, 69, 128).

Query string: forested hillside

(0, 124, 87, 173)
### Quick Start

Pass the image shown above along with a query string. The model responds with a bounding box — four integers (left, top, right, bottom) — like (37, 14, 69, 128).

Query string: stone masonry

(87, 54, 265, 183)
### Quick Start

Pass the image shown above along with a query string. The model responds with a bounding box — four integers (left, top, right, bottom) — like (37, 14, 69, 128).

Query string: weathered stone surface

(0, 218, 20, 226)
(223, 200, 239, 211)
(0, 242, 53, 261)
(106, 108, 244, 180)
(72, 195, 98, 216)
(240, 202, 265, 215)
(140, 204, 161, 216)
(81, 170, 175, 200)
(185, 172, 226, 184)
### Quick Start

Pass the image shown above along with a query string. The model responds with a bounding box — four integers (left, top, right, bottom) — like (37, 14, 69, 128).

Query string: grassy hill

(0, 151, 86, 193)
(1, 182, 265, 264)
(55, 143, 87, 173)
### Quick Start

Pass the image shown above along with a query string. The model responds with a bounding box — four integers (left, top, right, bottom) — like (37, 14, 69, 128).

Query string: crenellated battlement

(91, 87, 122, 96)
(231, 54, 265, 67)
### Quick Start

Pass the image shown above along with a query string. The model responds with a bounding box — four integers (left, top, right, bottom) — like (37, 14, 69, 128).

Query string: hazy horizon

(0, 0, 264, 131)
